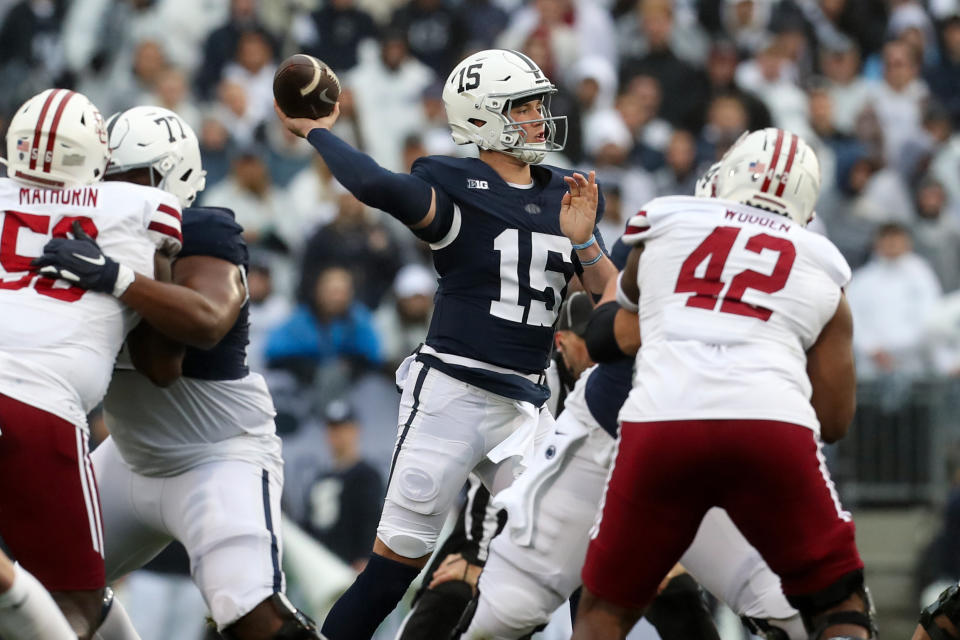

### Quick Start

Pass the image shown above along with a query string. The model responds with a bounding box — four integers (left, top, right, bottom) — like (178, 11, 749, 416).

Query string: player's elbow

(185, 305, 231, 350)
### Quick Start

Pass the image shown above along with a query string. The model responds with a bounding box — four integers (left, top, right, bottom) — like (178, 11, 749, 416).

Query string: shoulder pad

(179, 206, 247, 265)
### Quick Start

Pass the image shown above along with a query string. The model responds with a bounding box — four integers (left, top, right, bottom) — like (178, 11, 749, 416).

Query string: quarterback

(276, 48, 616, 639)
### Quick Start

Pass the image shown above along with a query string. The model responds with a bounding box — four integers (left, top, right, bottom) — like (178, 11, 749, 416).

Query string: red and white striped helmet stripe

(27, 89, 78, 175)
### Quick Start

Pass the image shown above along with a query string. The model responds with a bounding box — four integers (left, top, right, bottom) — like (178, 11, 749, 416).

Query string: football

(273, 54, 341, 119)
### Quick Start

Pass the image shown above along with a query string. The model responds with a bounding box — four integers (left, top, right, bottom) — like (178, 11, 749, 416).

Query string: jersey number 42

(675, 226, 796, 322)
(0, 211, 98, 302)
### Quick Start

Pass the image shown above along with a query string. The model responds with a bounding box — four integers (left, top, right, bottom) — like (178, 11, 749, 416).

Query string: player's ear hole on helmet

(469, 118, 487, 127)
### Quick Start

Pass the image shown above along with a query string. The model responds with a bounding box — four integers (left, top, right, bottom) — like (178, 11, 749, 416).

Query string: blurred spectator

(344, 30, 433, 172)
(721, 0, 774, 55)
(847, 223, 942, 380)
(222, 29, 276, 131)
(374, 264, 437, 369)
(621, 75, 673, 166)
(805, 84, 856, 193)
(897, 101, 954, 182)
(617, 0, 710, 67)
(734, 36, 808, 133)
(303, 399, 384, 571)
(819, 37, 872, 136)
(197, 115, 233, 187)
(926, 14, 960, 127)
(497, 0, 618, 79)
(419, 81, 460, 157)
(194, 0, 277, 101)
(144, 66, 202, 133)
(201, 145, 287, 249)
(594, 183, 627, 249)
(455, 0, 509, 51)
(653, 129, 700, 196)
(869, 39, 929, 164)
(0, 0, 68, 112)
(570, 55, 619, 116)
(698, 92, 750, 161)
(209, 78, 263, 147)
(700, 38, 772, 132)
(265, 266, 383, 377)
(912, 178, 960, 292)
(264, 119, 316, 188)
(247, 253, 292, 375)
(297, 0, 378, 74)
(813, 0, 888, 57)
(888, 1, 938, 66)
(391, 0, 468, 79)
(284, 156, 340, 243)
(619, 0, 709, 129)
(298, 184, 407, 309)
(926, 289, 960, 376)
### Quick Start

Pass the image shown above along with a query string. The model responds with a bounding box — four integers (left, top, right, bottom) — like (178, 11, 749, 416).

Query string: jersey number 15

(0, 211, 98, 302)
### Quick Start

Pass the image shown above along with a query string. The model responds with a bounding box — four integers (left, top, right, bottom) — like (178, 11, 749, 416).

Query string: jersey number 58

(0, 211, 98, 302)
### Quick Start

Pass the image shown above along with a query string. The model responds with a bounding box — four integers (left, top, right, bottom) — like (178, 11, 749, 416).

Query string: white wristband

(616, 272, 639, 313)
(112, 264, 135, 298)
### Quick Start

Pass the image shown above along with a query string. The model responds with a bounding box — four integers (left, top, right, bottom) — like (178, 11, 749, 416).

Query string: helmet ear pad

(442, 49, 567, 165)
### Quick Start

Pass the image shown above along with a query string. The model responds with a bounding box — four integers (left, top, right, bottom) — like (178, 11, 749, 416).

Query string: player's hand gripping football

(31, 221, 134, 297)
(274, 100, 340, 139)
(559, 170, 599, 247)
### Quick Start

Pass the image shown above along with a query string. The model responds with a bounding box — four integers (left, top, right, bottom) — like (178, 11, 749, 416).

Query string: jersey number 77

(674, 226, 796, 321)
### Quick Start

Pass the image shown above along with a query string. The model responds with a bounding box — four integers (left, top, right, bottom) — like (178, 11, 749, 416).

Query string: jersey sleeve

(178, 207, 247, 265)
(410, 157, 456, 242)
(807, 232, 852, 288)
(146, 192, 183, 257)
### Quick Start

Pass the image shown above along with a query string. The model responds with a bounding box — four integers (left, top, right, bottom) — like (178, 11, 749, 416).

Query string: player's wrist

(111, 264, 135, 298)
(571, 236, 596, 251)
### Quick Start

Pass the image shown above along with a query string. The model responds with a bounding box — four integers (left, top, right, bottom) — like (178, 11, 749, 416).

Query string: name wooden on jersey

(724, 209, 793, 232)
(19, 187, 99, 208)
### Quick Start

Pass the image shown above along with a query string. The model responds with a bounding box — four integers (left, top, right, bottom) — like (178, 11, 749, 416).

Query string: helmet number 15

(455, 63, 482, 94)
(674, 226, 796, 321)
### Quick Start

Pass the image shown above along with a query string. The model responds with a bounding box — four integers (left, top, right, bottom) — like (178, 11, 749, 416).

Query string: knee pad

(400, 581, 474, 640)
(919, 583, 960, 640)
(786, 570, 877, 639)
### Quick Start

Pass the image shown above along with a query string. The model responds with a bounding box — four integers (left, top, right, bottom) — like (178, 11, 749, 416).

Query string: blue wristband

(572, 236, 596, 251)
(580, 252, 604, 267)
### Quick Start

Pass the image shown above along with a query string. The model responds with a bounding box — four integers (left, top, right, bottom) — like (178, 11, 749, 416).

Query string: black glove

(31, 221, 130, 296)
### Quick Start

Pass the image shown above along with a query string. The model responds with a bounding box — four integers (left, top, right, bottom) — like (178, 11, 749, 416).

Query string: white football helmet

(105, 106, 206, 207)
(442, 49, 566, 164)
(5, 89, 110, 188)
(715, 128, 821, 226)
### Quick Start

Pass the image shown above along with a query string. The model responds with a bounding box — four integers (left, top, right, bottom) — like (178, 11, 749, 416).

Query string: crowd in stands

(2, 0, 960, 634)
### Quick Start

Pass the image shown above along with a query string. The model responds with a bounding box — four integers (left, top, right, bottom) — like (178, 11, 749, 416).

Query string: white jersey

(619, 196, 852, 433)
(103, 368, 282, 478)
(0, 179, 182, 427)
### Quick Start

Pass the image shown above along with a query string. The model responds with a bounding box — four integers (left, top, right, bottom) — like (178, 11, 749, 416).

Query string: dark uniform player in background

(275, 48, 617, 640)
(34, 107, 324, 640)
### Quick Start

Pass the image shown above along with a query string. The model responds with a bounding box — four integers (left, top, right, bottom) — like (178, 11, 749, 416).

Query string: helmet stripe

(759, 128, 784, 194)
(42, 91, 77, 174)
(29, 89, 63, 171)
(774, 133, 799, 197)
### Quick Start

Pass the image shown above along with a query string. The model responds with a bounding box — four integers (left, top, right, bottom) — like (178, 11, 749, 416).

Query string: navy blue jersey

(177, 207, 251, 381)
(412, 156, 606, 380)
(584, 236, 633, 438)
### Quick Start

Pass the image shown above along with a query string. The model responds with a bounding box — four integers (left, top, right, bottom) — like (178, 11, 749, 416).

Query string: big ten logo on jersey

(0, 210, 99, 302)
(674, 222, 795, 321)
(490, 229, 572, 327)
(467, 178, 488, 190)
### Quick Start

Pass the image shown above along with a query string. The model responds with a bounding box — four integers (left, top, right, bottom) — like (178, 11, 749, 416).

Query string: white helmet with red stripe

(715, 128, 820, 226)
(5, 89, 110, 189)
